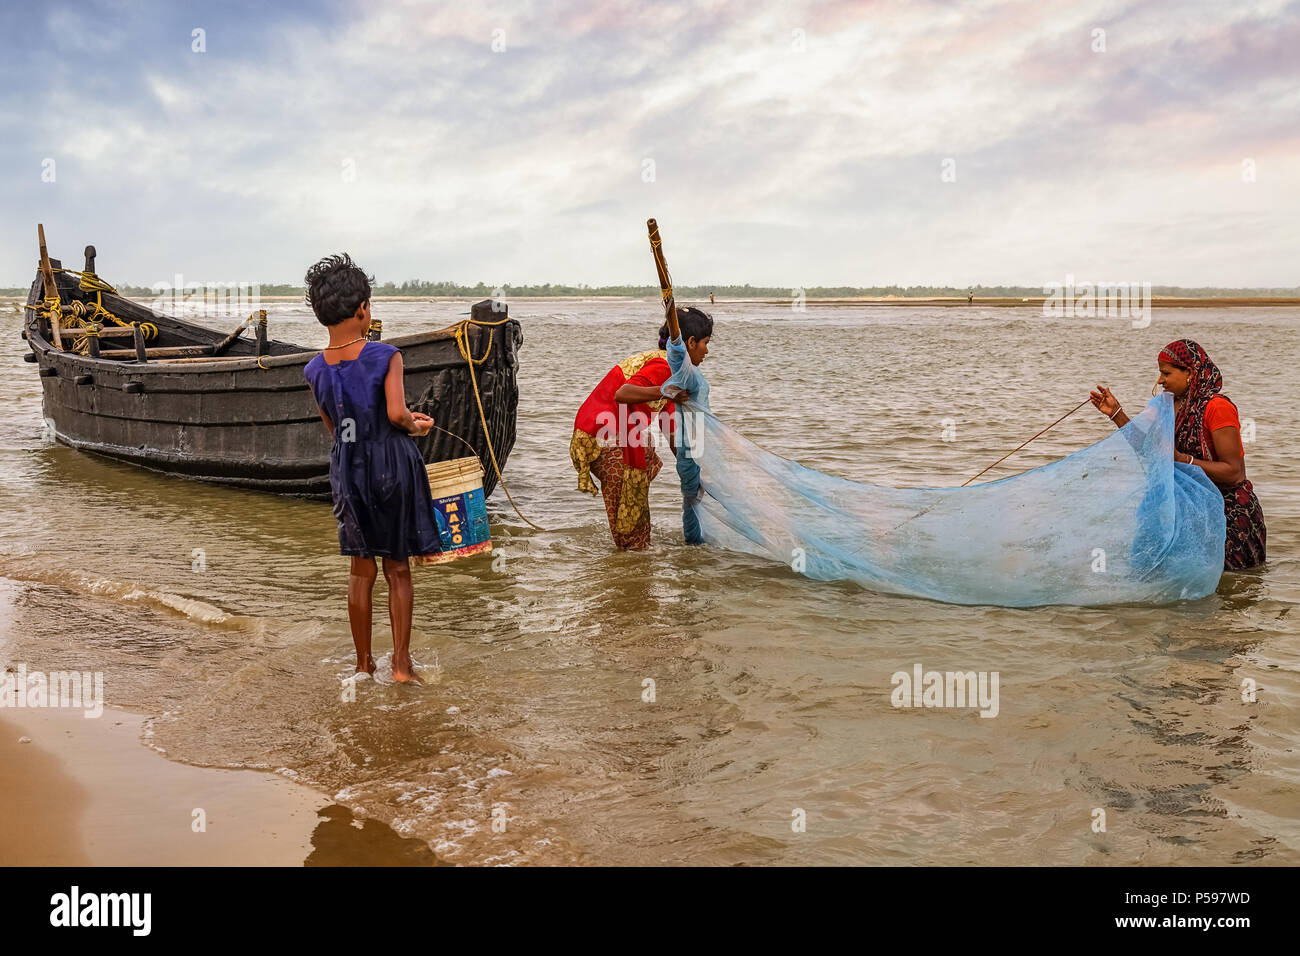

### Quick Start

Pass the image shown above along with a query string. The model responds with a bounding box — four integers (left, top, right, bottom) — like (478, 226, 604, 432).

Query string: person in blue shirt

(658, 307, 714, 544)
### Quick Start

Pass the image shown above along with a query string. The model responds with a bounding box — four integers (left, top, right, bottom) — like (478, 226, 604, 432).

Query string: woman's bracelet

(1108, 406, 1124, 421)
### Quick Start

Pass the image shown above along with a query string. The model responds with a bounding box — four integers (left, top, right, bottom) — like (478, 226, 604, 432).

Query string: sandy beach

(0, 705, 324, 865)
(0, 704, 439, 866)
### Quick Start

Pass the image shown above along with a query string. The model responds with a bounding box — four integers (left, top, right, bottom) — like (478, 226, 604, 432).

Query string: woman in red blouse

(570, 334, 677, 550)
(1090, 339, 1266, 570)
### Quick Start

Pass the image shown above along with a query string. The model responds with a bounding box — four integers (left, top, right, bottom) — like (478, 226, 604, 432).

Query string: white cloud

(2, 0, 1297, 287)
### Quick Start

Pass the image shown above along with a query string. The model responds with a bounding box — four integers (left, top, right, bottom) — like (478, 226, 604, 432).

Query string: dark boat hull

(24, 262, 521, 497)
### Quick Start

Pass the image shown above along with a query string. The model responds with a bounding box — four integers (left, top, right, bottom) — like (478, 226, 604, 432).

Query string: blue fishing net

(685, 393, 1225, 607)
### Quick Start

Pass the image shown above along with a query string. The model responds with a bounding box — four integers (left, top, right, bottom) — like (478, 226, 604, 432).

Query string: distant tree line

(5, 281, 1299, 299)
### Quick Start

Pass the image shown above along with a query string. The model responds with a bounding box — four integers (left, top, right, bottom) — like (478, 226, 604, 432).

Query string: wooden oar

(37, 223, 63, 350)
(647, 218, 679, 341)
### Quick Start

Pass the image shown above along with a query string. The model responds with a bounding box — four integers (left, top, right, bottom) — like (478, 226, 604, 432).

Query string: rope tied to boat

(450, 315, 546, 532)
(36, 295, 62, 320)
(34, 269, 157, 355)
(54, 266, 118, 297)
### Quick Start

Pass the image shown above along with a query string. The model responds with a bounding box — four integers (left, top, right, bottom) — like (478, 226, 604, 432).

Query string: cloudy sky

(2, 0, 1297, 288)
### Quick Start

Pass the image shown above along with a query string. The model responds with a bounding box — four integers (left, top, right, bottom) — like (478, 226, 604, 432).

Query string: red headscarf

(1157, 339, 1227, 460)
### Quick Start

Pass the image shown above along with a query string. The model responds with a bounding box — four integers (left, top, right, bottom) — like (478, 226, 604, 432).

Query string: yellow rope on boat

(39, 269, 157, 355)
(54, 267, 118, 297)
(35, 296, 63, 348)
(450, 315, 545, 532)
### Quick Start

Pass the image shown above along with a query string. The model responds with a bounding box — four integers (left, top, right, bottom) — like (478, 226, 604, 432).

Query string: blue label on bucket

(432, 487, 491, 552)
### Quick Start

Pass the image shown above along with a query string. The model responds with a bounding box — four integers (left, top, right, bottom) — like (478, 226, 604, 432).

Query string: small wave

(0, 554, 244, 628)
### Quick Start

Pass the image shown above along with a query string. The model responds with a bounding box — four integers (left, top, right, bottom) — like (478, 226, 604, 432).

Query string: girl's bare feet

(392, 653, 423, 684)
(356, 654, 376, 676)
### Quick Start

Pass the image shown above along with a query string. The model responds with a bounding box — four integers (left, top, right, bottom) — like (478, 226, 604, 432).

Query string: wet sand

(0, 706, 324, 865)
(0, 705, 443, 866)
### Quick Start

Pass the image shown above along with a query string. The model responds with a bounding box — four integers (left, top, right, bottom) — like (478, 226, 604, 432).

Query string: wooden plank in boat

(98, 346, 218, 359)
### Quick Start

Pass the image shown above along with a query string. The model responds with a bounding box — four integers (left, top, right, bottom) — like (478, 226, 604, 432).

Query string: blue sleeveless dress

(303, 341, 444, 560)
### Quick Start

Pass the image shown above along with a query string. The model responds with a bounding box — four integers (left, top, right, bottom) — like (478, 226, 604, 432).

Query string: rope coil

(37, 269, 157, 355)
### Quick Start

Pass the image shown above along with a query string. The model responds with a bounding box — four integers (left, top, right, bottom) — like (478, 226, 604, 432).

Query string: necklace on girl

(324, 336, 366, 351)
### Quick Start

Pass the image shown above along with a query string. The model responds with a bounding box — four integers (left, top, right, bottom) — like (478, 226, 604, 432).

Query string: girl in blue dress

(303, 254, 442, 683)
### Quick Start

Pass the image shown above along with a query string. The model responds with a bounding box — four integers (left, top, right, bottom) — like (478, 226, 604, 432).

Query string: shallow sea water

(1, 297, 1296, 865)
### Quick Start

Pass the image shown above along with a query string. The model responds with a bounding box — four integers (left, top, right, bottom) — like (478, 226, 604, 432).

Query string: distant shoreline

(6, 294, 1299, 309)
(124, 294, 1300, 308)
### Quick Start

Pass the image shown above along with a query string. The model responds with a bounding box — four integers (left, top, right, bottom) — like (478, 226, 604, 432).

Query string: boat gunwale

(24, 323, 476, 374)
(23, 272, 491, 374)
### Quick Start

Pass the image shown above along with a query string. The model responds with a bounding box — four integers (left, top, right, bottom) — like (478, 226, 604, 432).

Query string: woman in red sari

(1090, 339, 1266, 570)
(570, 332, 677, 550)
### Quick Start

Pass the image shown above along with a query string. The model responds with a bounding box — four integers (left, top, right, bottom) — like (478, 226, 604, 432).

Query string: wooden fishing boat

(22, 228, 522, 497)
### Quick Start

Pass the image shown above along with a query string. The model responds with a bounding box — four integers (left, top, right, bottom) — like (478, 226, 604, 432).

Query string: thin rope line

(960, 398, 1092, 487)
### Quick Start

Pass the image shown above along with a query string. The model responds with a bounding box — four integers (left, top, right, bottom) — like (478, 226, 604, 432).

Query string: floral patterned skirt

(570, 429, 663, 550)
(1221, 479, 1266, 570)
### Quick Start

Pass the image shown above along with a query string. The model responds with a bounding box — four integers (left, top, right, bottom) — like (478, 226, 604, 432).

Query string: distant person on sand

(302, 254, 441, 682)
(1090, 338, 1265, 570)
(570, 330, 678, 549)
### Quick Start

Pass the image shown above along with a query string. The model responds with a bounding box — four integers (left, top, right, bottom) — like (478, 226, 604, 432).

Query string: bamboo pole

(647, 218, 679, 342)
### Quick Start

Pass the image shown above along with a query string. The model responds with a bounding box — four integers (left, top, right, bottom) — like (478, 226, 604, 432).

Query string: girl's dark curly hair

(658, 307, 714, 348)
(305, 253, 374, 326)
